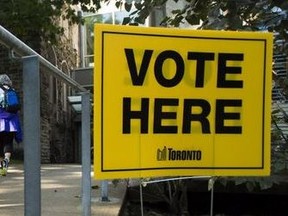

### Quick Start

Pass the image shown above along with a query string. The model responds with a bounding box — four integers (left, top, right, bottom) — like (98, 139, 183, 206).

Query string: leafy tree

(121, 0, 288, 34)
(0, 0, 107, 49)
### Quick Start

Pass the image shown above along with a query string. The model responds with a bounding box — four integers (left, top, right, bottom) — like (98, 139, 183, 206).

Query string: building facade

(0, 17, 81, 163)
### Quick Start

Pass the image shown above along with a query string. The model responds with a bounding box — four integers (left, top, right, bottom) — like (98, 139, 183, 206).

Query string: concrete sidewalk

(0, 163, 127, 216)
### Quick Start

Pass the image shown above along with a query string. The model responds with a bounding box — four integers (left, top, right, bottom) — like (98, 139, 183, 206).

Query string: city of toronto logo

(157, 146, 202, 161)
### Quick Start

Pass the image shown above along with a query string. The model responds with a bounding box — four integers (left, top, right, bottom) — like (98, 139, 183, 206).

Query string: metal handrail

(0, 25, 87, 92)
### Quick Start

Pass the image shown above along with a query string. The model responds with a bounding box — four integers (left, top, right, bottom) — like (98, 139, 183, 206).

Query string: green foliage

(141, 178, 189, 215)
(0, 0, 108, 48)
(119, 0, 288, 36)
(117, 0, 168, 25)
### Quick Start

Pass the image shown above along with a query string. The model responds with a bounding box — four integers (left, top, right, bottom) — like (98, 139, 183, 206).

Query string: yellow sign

(94, 24, 272, 179)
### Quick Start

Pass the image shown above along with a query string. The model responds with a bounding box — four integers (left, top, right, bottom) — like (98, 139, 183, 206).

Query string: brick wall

(0, 38, 78, 163)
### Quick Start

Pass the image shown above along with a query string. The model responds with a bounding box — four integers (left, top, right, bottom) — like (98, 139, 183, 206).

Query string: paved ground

(0, 163, 127, 216)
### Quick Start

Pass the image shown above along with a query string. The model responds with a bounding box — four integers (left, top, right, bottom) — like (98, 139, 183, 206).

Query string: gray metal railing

(0, 25, 87, 92)
(0, 25, 91, 216)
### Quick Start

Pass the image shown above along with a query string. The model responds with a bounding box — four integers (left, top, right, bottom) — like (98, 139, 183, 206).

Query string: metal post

(209, 177, 215, 216)
(78, 10, 85, 68)
(101, 180, 109, 201)
(149, 4, 166, 27)
(81, 92, 91, 216)
(140, 183, 144, 216)
(23, 55, 41, 216)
